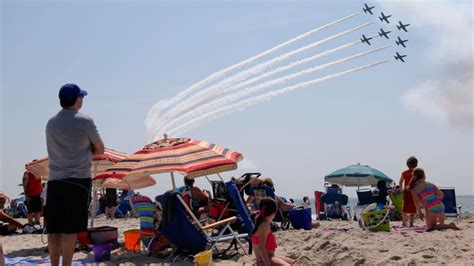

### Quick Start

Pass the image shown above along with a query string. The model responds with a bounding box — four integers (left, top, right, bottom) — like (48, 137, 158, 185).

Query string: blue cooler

(288, 208, 312, 230)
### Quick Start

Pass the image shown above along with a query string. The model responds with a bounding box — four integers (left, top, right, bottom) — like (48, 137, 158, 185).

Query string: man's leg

(34, 212, 41, 224)
(27, 213, 34, 225)
(48, 233, 62, 266)
(61, 233, 77, 266)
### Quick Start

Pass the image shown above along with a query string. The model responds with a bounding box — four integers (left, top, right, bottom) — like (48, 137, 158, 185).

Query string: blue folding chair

(321, 193, 350, 220)
(157, 191, 249, 259)
(440, 187, 462, 222)
(226, 180, 254, 254)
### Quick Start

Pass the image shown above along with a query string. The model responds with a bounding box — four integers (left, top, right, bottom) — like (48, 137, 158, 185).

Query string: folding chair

(250, 185, 291, 230)
(440, 187, 462, 222)
(226, 181, 254, 239)
(157, 191, 249, 259)
(356, 189, 373, 205)
(321, 193, 350, 220)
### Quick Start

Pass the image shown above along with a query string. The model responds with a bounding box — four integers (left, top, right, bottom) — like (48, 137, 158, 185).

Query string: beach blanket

(5, 256, 95, 265)
(392, 225, 427, 233)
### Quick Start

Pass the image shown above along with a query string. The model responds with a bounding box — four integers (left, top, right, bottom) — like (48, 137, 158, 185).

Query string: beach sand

(2, 215, 473, 265)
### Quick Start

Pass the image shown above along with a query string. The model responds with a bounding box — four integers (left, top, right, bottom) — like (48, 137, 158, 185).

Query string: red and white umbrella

(25, 148, 129, 180)
(95, 136, 243, 190)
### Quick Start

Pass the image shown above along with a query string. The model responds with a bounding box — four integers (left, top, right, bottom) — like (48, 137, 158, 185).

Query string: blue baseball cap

(59, 84, 88, 100)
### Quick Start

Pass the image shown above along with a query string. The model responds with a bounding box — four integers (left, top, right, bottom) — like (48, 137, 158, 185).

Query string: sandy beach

(2, 214, 473, 265)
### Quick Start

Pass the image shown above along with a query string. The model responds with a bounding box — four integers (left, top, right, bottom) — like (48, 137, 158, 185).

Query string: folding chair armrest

(202, 216, 237, 230)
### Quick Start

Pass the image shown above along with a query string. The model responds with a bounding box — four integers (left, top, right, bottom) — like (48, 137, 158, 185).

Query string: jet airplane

(378, 28, 391, 39)
(363, 3, 375, 15)
(395, 36, 408, 48)
(397, 21, 410, 32)
(394, 52, 407, 62)
(360, 34, 373, 45)
(379, 12, 392, 23)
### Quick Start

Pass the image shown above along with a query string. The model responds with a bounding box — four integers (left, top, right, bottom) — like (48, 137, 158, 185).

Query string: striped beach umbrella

(95, 136, 243, 190)
(324, 163, 392, 187)
(25, 148, 129, 180)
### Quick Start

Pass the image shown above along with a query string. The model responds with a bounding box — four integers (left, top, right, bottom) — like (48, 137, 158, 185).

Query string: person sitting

(261, 178, 294, 211)
(372, 180, 388, 209)
(0, 196, 24, 235)
(181, 177, 210, 218)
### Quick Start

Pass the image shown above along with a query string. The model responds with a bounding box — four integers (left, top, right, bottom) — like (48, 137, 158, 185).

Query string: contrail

(167, 60, 390, 136)
(158, 46, 391, 136)
(156, 38, 381, 134)
(148, 22, 373, 141)
(145, 13, 360, 136)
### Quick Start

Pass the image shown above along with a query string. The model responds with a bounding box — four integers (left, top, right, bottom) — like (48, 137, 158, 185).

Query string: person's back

(47, 110, 99, 180)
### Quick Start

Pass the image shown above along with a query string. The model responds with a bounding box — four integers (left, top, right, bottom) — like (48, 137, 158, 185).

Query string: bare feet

(449, 223, 461, 230)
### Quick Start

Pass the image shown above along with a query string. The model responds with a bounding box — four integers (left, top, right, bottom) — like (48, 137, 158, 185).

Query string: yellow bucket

(194, 250, 213, 266)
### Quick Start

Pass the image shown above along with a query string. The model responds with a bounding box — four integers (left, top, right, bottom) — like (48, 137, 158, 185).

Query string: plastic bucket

(194, 250, 213, 266)
(124, 229, 141, 252)
(93, 243, 111, 262)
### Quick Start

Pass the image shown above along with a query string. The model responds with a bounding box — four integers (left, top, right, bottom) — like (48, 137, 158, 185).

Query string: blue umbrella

(324, 163, 392, 187)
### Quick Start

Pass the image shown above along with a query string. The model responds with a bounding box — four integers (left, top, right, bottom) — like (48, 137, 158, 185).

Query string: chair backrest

(130, 196, 156, 244)
(326, 184, 342, 194)
(250, 185, 275, 210)
(157, 191, 207, 254)
(357, 190, 373, 205)
(209, 181, 228, 201)
(226, 181, 254, 234)
(440, 188, 457, 215)
(321, 193, 348, 205)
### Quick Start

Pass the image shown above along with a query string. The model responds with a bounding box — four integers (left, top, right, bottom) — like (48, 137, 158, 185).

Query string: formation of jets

(362, 3, 410, 63)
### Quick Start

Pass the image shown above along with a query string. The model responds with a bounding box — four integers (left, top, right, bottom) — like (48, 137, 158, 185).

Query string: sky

(1, 0, 472, 200)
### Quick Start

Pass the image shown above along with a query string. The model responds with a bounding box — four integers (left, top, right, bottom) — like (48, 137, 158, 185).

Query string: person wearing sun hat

(45, 83, 104, 266)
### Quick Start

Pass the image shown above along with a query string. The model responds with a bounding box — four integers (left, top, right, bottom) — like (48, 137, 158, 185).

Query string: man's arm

(91, 140, 105, 155)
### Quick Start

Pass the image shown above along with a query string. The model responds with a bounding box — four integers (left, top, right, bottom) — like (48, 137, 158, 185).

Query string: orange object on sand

(124, 229, 141, 252)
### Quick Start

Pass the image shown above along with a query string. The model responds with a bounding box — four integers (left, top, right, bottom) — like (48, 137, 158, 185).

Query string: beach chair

(157, 191, 249, 259)
(321, 193, 350, 220)
(130, 196, 169, 255)
(356, 189, 373, 205)
(250, 185, 291, 230)
(440, 187, 462, 222)
(314, 191, 326, 220)
(225, 181, 254, 237)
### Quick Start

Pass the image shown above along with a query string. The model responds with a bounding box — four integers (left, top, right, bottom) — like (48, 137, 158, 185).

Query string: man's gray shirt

(46, 109, 102, 181)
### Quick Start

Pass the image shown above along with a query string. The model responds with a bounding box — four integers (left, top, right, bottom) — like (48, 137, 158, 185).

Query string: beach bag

(208, 200, 231, 220)
(22, 224, 42, 234)
(361, 204, 390, 232)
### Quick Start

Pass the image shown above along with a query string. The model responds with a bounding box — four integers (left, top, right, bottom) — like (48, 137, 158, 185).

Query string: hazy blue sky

(1, 0, 472, 199)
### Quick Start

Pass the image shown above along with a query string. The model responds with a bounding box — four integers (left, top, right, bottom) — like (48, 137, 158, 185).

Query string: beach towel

(392, 225, 427, 233)
(5, 256, 94, 265)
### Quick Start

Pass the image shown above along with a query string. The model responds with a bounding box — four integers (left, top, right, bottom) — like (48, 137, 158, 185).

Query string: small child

(252, 198, 294, 266)
(399, 156, 418, 227)
(409, 168, 460, 231)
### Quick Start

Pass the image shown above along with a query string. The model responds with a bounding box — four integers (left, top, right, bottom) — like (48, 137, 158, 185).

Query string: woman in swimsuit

(409, 168, 460, 231)
(252, 198, 294, 266)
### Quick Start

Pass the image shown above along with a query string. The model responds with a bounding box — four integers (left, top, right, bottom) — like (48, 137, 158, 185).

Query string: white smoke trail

(159, 46, 391, 135)
(145, 12, 360, 134)
(167, 60, 390, 136)
(148, 22, 374, 141)
(156, 40, 361, 136)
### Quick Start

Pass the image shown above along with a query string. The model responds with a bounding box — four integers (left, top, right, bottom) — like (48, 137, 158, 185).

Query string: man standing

(22, 171, 43, 225)
(45, 84, 104, 266)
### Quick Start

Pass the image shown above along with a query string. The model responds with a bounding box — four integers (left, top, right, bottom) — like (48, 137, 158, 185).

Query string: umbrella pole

(170, 172, 176, 192)
(90, 164, 98, 228)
